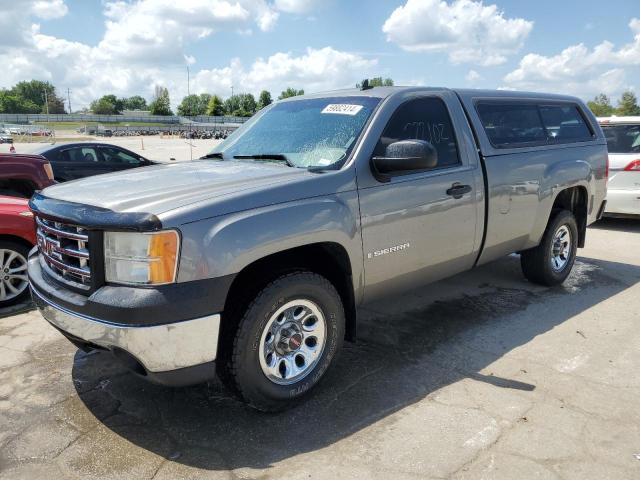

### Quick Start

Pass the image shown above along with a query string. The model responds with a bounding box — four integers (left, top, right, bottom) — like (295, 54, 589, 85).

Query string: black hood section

(29, 192, 162, 231)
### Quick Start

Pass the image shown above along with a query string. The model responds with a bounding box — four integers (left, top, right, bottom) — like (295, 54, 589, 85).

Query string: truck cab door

(357, 91, 484, 302)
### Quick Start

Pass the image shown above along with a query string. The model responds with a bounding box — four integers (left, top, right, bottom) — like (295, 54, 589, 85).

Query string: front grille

(36, 216, 92, 289)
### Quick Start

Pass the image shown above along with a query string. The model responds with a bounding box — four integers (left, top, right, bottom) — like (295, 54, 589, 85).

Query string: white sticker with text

(321, 104, 363, 116)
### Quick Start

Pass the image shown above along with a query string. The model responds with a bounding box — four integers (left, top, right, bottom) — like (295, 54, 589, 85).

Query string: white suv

(599, 116, 640, 216)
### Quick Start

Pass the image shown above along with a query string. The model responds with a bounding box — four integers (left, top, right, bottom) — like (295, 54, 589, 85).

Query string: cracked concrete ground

(1, 218, 639, 479)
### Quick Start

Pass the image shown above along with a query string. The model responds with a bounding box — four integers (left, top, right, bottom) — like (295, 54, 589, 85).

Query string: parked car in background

(0, 196, 35, 307)
(0, 153, 55, 198)
(0, 129, 13, 144)
(599, 116, 640, 216)
(31, 142, 157, 182)
(29, 87, 607, 411)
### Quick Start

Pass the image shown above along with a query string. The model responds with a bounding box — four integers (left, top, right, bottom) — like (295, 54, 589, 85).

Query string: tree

(177, 93, 211, 116)
(257, 90, 272, 110)
(12, 80, 66, 113)
(278, 87, 304, 100)
(90, 97, 117, 114)
(0, 90, 40, 113)
(224, 93, 257, 117)
(149, 86, 173, 115)
(587, 94, 615, 117)
(356, 77, 394, 88)
(206, 95, 225, 116)
(123, 95, 148, 110)
(616, 90, 640, 116)
(89, 94, 125, 114)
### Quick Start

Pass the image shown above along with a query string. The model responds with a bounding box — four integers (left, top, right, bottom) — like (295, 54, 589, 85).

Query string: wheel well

(222, 243, 357, 345)
(0, 234, 33, 251)
(0, 179, 36, 198)
(551, 186, 588, 247)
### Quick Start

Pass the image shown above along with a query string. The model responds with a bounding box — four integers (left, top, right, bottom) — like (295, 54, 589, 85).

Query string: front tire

(520, 209, 578, 286)
(222, 271, 345, 412)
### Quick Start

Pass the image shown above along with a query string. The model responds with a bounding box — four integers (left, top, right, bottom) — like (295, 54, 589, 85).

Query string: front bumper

(29, 252, 224, 386)
(604, 189, 640, 216)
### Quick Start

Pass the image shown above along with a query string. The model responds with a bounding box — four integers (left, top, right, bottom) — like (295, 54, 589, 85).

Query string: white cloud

(504, 18, 640, 98)
(31, 0, 68, 19)
(382, 0, 533, 66)
(0, 0, 349, 110)
(192, 47, 377, 96)
(274, 0, 323, 14)
(465, 69, 481, 82)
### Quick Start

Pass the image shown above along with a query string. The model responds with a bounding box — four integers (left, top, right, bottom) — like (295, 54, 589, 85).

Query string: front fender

(176, 191, 363, 295)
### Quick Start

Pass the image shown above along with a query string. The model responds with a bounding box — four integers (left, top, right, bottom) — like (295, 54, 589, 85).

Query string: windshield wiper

(233, 154, 295, 168)
(201, 152, 224, 159)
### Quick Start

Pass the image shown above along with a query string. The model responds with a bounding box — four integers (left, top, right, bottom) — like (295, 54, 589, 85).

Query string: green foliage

(224, 93, 257, 117)
(149, 86, 173, 116)
(356, 77, 394, 88)
(588, 91, 640, 117)
(90, 97, 118, 114)
(177, 93, 211, 116)
(616, 90, 640, 116)
(0, 80, 66, 113)
(587, 94, 615, 117)
(0, 90, 40, 113)
(123, 95, 148, 110)
(257, 90, 273, 110)
(278, 87, 304, 100)
(206, 95, 225, 116)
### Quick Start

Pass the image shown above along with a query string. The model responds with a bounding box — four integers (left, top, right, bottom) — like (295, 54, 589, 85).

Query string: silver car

(599, 116, 640, 216)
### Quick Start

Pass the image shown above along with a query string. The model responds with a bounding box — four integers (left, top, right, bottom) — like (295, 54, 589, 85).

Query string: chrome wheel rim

(258, 299, 327, 385)
(550, 225, 572, 272)
(0, 249, 28, 303)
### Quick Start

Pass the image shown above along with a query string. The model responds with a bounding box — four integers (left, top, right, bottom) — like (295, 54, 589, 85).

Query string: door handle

(446, 183, 472, 199)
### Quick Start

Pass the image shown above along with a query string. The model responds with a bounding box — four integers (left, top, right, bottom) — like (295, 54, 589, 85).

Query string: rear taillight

(624, 159, 640, 171)
(605, 155, 609, 180)
(43, 162, 54, 180)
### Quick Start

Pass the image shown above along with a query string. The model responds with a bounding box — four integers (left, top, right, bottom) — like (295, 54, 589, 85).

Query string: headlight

(104, 230, 180, 285)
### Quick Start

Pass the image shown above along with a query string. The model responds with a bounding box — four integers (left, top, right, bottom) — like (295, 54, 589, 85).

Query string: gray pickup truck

(28, 87, 607, 411)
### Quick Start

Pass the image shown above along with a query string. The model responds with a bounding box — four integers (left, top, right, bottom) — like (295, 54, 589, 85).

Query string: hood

(40, 160, 314, 216)
(0, 195, 30, 214)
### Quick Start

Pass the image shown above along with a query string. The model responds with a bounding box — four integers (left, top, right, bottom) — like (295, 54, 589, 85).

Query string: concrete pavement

(0, 218, 639, 479)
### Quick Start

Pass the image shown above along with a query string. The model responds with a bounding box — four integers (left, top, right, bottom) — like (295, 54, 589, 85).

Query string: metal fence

(0, 113, 248, 125)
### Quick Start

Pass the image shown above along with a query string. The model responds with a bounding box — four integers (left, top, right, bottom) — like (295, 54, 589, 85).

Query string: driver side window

(374, 97, 460, 169)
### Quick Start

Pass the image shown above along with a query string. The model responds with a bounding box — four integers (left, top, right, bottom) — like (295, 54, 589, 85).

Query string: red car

(0, 195, 36, 307)
(0, 153, 55, 198)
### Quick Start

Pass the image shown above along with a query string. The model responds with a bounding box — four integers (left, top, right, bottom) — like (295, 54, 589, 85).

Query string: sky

(0, 0, 638, 111)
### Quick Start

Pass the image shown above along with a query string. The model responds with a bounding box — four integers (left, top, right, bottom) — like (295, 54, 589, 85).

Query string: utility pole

(43, 89, 50, 118)
(67, 88, 72, 114)
(231, 85, 234, 97)
(187, 65, 193, 161)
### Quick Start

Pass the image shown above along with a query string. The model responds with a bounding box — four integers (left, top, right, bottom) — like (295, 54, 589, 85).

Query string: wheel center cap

(288, 333, 303, 351)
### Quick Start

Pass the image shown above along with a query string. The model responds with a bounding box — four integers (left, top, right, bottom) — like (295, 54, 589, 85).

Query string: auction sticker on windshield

(321, 104, 364, 115)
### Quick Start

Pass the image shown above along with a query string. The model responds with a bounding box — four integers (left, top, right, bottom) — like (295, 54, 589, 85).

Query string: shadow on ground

(590, 217, 640, 233)
(71, 252, 638, 471)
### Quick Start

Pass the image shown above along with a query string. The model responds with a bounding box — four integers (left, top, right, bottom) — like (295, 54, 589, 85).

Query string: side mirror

(372, 139, 437, 177)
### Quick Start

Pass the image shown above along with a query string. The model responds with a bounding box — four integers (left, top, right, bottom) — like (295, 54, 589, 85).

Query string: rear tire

(0, 240, 31, 308)
(521, 209, 578, 286)
(220, 271, 344, 412)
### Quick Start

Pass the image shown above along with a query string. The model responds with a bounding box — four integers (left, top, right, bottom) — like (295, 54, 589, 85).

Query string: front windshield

(209, 96, 381, 168)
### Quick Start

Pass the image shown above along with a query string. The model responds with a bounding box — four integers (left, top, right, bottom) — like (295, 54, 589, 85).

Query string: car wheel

(0, 241, 31, 308)
(520, 209, 578, 286)
(223, 271, 345, 412)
